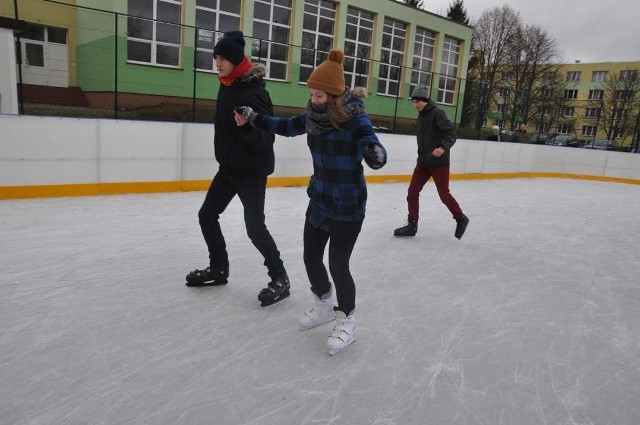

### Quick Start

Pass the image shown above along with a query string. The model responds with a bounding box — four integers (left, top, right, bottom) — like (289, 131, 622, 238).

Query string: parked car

(583, 139, 618, 150)
(529, 132, 549, 144)
(546, 134, 581, 147)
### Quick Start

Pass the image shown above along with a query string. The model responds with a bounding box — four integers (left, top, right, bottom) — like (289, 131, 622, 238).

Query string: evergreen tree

(447, 0, 470, 25)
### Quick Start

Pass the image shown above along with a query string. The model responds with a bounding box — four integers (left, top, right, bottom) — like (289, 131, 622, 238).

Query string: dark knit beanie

(213, 31, 246, 65)
(411, 84, 430, 102)
(306, 49, 346, 96)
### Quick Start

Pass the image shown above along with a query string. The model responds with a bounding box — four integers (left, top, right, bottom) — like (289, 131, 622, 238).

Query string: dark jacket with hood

(214, 64, 275, 177)
(415, 99, 457, 168)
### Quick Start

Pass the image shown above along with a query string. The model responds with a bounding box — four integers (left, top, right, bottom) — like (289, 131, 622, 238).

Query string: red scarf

(218, 56, 253, 86)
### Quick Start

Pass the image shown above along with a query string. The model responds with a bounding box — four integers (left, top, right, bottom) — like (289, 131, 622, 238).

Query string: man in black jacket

(186, 31, 289, 307)
(394, 84, 469, 239)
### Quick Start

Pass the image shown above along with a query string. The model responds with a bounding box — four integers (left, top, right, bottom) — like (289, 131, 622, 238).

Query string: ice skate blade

(299, 315, 335, 330)
(185, 279, 228, 287)
(260, 290, 290, 307)
(328, 338, 356, 356)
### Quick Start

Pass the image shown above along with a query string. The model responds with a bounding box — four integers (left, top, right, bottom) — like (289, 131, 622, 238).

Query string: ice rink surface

(1, 178, 639, 425)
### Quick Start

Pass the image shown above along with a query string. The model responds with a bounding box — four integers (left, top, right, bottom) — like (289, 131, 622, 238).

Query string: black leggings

(303, 217, 363, 315)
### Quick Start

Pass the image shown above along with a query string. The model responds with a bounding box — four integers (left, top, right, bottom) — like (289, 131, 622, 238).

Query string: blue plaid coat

(254, 104, 386, 226)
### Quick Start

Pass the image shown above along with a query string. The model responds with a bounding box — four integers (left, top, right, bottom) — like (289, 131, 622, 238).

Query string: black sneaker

(455, 214, 469, 239)
(394, 220, 418, 237)
(185, 267, 228, 286)
(258, 272, 290, 307)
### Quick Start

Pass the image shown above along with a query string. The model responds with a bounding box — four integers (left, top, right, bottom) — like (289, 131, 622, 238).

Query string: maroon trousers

(406, 164, 463, 221)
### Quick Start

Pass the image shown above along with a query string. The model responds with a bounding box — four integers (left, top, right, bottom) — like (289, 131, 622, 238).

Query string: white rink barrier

(0, 114, 638, 198)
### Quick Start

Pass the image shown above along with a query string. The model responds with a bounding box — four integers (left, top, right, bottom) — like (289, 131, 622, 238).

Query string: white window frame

(343, 6, 374, 89)
(620, 70, 638, 81)
(564, 89, 578, 99)
(410, 27, 435, 95)
(592, 71, 607, 82)
(588, 89, 603, 100)
(556, 124, 571, 134)
(127, 0, 183, 68)
(299, 0, 336, 84)
(535, 123, 549, 133)
(566, 71, 581, 82)
(585, 108, 600, 119)
(496, 103, 506, 113)
(195, 0, 241, 72)
(437, 36, 460, 105)
(377, 18, 406, 96)
(562, 106, 575, 117)
(251, 0, 292, 81)
(581, 125, 597, 136)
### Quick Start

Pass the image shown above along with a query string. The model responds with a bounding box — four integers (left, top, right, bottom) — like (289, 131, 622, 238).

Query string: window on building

(501, 72, 512, 81)
(299, 0, 336, 83)
(343, 6, 374, 89)
(494, 119, 503, 128)
(410, 27, 435, 94)
(562, 106, 575, 117)
(620, 70, 638, 81)
(564, 89, 578, 99)
(585, 108, 600, 119)
(540, 88, 552, 98)
(378, 18, 406, 96)
(581, 126, 597, 136)
(592, 71, 607, 82)
(535, 123, 549, 133)
(613, 128, 625, 138)
(252, 0, 292, 81)
(195, 0, 240, 71)
(588, 89, 603, 100)
(496, 103, 506, 112)
(127, 0, 182, 67)
(437, 36, 460, 105)
(612, 109, 628, 120)
(499, 87, 510, 97)
(556, 124, 571, 134)
(566, 71, 581, 82)
(615, 90, 632, 100)
(481, 117, 487, 128)
(542, 72, 556, 82)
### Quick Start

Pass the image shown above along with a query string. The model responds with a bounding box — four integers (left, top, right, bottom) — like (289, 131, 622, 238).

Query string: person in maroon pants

(394, 84, 469, 239)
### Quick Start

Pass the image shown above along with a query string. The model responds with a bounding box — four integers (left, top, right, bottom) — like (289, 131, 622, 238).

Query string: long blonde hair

(326, 86, 368, 129)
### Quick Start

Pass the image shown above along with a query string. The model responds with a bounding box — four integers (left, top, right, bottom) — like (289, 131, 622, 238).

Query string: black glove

(234, 106, 258, 126)
(363, 143, 386, 170)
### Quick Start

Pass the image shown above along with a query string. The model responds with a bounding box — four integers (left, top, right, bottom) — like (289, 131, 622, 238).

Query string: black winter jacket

(214, 64, 275, 177)
(415, 99, 457, 168)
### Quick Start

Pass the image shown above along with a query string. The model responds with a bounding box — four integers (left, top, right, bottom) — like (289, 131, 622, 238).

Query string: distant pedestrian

(394, 84, 469, 240)
(487, 125, 502, 141)
(511, 123, 530, 143)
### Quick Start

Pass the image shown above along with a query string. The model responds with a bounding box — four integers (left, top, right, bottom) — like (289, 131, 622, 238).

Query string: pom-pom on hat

(214, 31, 246, 65)
(411, 84, 430, 102)
(306, 49, 346, 96)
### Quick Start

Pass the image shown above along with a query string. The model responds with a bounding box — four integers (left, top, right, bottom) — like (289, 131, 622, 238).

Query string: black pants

(303, 216, 363, 315)
(198, 170, 284, 277)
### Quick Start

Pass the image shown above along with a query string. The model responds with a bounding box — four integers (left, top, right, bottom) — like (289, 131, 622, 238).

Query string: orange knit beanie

(306, 49, 346, 96)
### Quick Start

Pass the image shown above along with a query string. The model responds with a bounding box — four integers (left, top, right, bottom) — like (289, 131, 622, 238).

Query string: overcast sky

(424, 0, 640, 64)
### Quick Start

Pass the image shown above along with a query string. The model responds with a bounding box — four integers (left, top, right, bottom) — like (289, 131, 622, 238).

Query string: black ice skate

(258, 272, 290, 307)
(185, 267, 228, 287)
(394, 220, 418, 237)
(455, 214, 469, 239)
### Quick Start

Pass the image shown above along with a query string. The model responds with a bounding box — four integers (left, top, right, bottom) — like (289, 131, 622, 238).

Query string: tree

(447, 0, 470, 25)
(396, 0, 424, 9)
(599, 70, 640, 145)
(467, 5, 521, 133)
(502, 25, 562, 130)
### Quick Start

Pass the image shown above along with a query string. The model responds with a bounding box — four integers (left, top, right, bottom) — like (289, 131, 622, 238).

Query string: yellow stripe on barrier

(0, 173, 638, 200)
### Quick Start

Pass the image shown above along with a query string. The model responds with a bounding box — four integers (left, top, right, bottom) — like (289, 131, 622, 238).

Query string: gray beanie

(411, 84, 430, 102)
